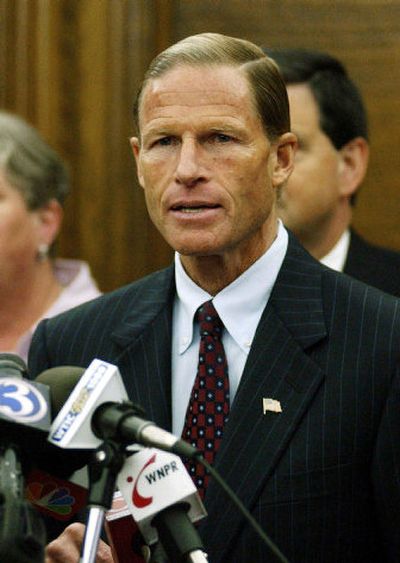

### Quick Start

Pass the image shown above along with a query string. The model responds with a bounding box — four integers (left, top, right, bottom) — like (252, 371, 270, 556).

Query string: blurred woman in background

(0, 111, 101, 362)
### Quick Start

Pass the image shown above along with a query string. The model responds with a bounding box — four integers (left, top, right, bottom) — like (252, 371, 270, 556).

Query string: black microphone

(44, 359, 198, 459)
(0, 356, 88, 478)
(0, 361, 89, 538)
(34, 366, 93, 478)
(0, 353, 52, 474)
(0, 354, 51, 445)
(0, 353, 51, 562)
(36, 365, 86, 414)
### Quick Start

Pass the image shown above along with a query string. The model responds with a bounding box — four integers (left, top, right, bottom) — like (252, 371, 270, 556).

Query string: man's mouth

(171, 204, 219, 213)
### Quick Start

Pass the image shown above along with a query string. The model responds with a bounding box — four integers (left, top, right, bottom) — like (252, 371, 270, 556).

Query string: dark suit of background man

(29, 33, 400, 563)
(265, 47, 400, 297)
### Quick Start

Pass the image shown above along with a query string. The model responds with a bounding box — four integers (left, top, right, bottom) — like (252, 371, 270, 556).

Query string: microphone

(26, 366, 113, 537)
(47, 359, 198, 459)
(0, 353, 29, 377)
(0, 360, 89, 535)
(0, 353, 52, 562)
(0, 353, 51, 458)
(117, 447, 207, 562)
(42, 359, 207, 561)
(36, 365, 86, 414)
(0, 353, 54, 482)
(32, 366, 93, 478)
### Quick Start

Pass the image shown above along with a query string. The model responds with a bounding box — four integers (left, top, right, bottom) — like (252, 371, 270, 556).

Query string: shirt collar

(320, 229, 350, 272)
(174, 255, 211, 353)
(174, 220, 288, 353)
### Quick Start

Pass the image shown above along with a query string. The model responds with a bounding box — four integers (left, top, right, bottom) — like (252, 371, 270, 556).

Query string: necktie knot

(197, 300, 224, 339)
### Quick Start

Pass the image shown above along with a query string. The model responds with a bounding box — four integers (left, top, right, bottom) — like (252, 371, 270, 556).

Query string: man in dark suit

(265, 48, 400, 297)
(29, 33, 400, 562)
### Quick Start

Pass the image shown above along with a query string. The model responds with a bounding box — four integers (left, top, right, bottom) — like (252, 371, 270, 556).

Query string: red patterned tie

(181, 300, 230, 498)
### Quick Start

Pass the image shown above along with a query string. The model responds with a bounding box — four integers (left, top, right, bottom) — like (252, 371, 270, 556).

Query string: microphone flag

(117, 448, 206, 545)
(48, 359, 127, 449)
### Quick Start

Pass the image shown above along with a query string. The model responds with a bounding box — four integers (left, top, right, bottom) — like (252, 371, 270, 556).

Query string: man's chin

(168, 235, 223, 257)
(177, 247, 218, 258)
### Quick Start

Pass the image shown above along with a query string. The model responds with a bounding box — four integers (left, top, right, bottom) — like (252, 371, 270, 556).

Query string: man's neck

(180, 234, 276, 296)
(300, 206, 352, 260)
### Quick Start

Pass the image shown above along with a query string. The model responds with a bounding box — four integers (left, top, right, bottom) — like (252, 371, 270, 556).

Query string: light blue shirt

(171, 221, 288, 435)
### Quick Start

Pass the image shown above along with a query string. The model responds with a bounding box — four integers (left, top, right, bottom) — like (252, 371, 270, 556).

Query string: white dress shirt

(320, 229, 350, 272)
(171, 221, 288, 435)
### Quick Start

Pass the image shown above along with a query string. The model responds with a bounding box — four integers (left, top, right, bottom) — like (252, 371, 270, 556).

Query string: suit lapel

(200, 237, 329, 560)
(109, 266, 176, 431)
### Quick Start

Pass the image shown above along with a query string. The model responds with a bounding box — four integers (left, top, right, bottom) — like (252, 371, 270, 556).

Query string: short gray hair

(133, 32, 290, 141)
(0, 111, 69, 210)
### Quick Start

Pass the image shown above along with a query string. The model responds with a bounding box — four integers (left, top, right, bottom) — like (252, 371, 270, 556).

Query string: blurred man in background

(266, 48, 400, 296)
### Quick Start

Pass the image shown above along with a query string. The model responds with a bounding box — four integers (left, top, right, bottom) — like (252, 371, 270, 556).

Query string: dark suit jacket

(29, 236, 400, 562)
(344, 229, 400, 297)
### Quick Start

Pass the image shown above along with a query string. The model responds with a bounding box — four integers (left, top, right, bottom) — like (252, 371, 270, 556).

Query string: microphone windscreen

(0, 353, 28, 376)
(34, 366, 90, 478)
(36, 366, 85, 418)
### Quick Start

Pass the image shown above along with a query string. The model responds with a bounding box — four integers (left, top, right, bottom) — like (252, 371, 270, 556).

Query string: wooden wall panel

(1, 0, 173, 292)
(1, 0, 399, 292)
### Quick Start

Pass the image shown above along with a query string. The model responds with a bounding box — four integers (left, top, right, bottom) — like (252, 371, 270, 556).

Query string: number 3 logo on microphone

(0, 379, 48, 422)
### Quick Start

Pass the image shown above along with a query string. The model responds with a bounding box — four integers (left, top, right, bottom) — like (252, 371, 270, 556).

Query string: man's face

(131, 64, 294, 268)
(277, 83, 343, 243)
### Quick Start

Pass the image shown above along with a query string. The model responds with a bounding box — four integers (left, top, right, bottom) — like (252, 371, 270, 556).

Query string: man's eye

(149, 136, 177, 148)
(156, 137, 173, 146)
(213, 133, 232, 143)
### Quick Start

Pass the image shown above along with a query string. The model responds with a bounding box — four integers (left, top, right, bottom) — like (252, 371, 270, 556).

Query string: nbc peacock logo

(25, 469, 87, 521)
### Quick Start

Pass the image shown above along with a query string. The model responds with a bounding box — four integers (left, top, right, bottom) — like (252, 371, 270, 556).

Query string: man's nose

(175, 139, 205, 186)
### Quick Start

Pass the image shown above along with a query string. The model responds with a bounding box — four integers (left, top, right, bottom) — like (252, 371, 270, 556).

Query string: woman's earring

(37, 243, 49, 262)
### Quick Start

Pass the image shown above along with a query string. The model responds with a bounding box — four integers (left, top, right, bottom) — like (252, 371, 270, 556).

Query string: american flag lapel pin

(263, 398, 282, 414)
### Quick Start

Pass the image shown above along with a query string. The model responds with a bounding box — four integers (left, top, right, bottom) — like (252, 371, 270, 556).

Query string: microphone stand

(88, 403, 209, 562)
(80, 440, 127, 563)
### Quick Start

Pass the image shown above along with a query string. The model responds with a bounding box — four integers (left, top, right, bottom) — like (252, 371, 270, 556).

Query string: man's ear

(37, 199, 63, 247)
(338, 137, 369, 199)
(271, 132, 297, 188)
(130, 137, 144, 188)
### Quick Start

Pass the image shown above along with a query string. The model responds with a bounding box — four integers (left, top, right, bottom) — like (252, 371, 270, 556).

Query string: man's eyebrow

(199, 118, 249, 136)
(143, 128, 171, 136)
(208, 124, 241, 133)
(141, 126, 174, 141)
(141, 110, 249, 132)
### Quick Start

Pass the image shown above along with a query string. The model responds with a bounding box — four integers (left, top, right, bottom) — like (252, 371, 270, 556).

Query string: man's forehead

(146, 89, 246, 108)
(144, 65, 249, 100)
(139, 64, 255, 123)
